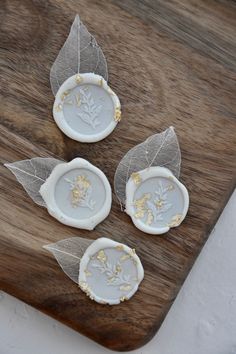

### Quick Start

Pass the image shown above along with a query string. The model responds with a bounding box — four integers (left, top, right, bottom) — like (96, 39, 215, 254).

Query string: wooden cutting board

(1, 0, 236, 351)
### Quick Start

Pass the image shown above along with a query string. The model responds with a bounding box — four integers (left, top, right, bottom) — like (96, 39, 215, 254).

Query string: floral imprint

(134, 181, 174, 225)
(65, 175, 96, 209)
(91, 250, 133, 292)
(64, 87, 102, 129)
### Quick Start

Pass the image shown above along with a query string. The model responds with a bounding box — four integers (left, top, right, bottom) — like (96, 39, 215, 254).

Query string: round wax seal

(79, 238, 144, 305)
(40, 158, 111, 230)
(53, 73, 121, 143)
(125, 167, 189, 235)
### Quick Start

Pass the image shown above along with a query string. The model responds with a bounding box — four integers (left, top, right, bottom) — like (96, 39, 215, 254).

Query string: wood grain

(0, 0, 236, 351)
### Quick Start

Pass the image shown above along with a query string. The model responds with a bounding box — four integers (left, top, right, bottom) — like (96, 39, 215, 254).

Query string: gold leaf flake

(146, 209, 154, 225)
(114, 107, 121, 122)
(115, 264, 122, 274)
(79, 281, 89, 292)
(168, 214, 183, 227)
(115, 244, 124, 251)
(55, 103, 62, 112)
(156, 199, 164, 209)
(120, 254, 130, 262)
(134, 193, 150, 209)
(99, 78, 103, 87)
(120, 285, 132, 291)
(131, 172, 142, 185)
(97, 250, 107, 263)
(120, 296, 128, 302)
(61, 90, 71, 101)
(75, 74, 83, 84)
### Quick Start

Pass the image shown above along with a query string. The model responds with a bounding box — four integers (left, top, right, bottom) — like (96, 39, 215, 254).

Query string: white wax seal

(125, 167, 189, 235)
(40, 158, 111, 230)
(53, 73, 121, 143)
(79, 237, 144, 305)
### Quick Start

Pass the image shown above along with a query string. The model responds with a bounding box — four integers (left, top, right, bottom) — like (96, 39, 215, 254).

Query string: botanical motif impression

(64, 87, 102, 129)
(65, 175, 96, 209)
(90, 250, 133, 292)
(134, 181, 174, 225)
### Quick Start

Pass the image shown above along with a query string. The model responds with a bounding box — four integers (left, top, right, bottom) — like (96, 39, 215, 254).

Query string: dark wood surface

(0, 0, 236, 351)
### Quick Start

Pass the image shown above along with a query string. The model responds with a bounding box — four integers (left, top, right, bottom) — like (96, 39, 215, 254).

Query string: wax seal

(79, 238, 144, 305)
(125, 167, 189, 235)
(40, 158, 111, 230)
(53, 73, 121, 143)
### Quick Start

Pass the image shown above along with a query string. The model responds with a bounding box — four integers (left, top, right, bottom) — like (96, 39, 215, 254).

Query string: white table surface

(0, 190, 235, 354)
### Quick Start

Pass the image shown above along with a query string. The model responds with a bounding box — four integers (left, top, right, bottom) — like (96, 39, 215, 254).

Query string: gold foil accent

(115, 245, 124, 251)
(97, 250, 107, 263)
(120, 285, 132, 291)
(55, 103, 62, 112)
(99, 78, 103, 87)
(70, 175, 91, 207)
(168, 214, 183, 227)
(146, 209, 154, 225)
(156, 199, 164, 209)
(114, 107, 121, 122)
(120, 296, 128, 302)
(134, 193, 151, 219)
(120, 254, 131, 262)
(131, 172, 142, 185)
(75, 74, 83, 84)
(61, 90, 71, 101)
(115, 264, 122, 274)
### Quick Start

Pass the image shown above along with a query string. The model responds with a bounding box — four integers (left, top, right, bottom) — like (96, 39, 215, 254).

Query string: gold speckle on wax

(55, 103, 62, 112)
(120, 254, 131, 262)
(120, 296, 128, 302)
(115, 244, 124, 251)
(97, 249, 107, 263)
(61, 90, 71, 101)
(131, 172, 142, 185)
(114, 107, 121, 122)
(120, 284, 132, 291)
(75, 74, 83, 84)
(168, 214, 183, 227)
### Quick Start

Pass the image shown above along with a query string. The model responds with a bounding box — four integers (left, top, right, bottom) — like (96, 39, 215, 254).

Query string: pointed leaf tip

(50, 14, 108, 96)
(4, 157, 63, 207)
(114, 127, 181, 206)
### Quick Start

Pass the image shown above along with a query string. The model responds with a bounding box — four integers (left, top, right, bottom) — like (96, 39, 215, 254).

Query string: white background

(0, 190, 235, 354)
